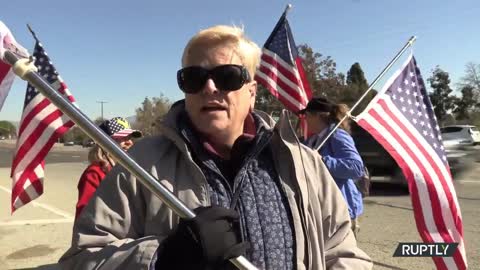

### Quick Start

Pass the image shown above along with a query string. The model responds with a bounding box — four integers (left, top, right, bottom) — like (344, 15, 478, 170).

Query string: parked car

(442, 138, 472, 150)
(440, 125, 480, 146)
(351, 122, 468, 185)
(82, 140, 95, 147)
(63, 141, 75, 146)
(351, 123, 397, 179)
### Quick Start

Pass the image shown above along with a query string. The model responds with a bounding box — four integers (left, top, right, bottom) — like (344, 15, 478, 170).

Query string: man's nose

(201, 78, 219, 95)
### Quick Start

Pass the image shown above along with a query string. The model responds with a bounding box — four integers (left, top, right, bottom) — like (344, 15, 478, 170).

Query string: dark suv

(351, 123, 471, 183)
(350, 123, 404, 183)
(82, 140, 95, 148)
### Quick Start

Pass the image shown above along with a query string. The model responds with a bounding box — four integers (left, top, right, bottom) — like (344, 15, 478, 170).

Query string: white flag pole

(315, 36, 417, 151)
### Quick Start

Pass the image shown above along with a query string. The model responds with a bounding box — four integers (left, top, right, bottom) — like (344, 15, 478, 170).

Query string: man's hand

(156, 206, 249, 269)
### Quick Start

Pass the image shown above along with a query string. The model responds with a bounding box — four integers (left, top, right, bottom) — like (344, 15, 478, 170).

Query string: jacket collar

(174, 103, 267, 160)
(158, 100, 300, 158)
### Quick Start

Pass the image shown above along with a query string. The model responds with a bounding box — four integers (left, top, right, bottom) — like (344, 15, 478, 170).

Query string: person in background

(74, 116, 142, 219)
(60, 25, 372, 270)
(300, 97, 365, 237)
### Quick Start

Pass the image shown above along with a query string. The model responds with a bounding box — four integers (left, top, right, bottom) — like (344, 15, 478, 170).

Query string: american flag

(10, 39, 76, 212)
(0, 55, 14, 111)
(255, 11, 312, 115)
(0, 21, 28, 111)
(355, 55, 467, 270)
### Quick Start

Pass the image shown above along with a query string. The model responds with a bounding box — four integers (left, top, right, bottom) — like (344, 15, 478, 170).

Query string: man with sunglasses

(59, 25, 372, 270)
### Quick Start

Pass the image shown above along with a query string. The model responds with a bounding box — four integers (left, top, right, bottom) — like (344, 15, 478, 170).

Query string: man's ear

(249, 81, 257, 110)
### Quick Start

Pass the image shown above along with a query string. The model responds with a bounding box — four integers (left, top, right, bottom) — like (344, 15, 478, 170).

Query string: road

(0, 141, 89, 270)
(359, 181, 480, 270)
(0, 144, 88, 168)
(0, 141, 479, 270)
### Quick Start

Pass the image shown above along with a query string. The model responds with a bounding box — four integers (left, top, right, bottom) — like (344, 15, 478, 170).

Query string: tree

(459, 62, 480, 101)
(297, 43, 322, 89)
(135, 97, 154, 136)
(93, 117, 106, 125)
(297, 44, 345, 100)
(324, 62, 377, 116)
(151, 94, 171, 133)
(428, 66, 456, 124)
(343, 62, 370, 113)
(254, 44, 342, 116)
(134, 95, 171, 136)
(453, 85, 477, 122)
(0, 120, 16, 138)
(346, 62, 368, 90)
(61, 126, 89, 144)
(297, 46, 376, 110)
(254, 85, 283, 116)
(254, 44, 376, 121)
(469, 111, 480, 128)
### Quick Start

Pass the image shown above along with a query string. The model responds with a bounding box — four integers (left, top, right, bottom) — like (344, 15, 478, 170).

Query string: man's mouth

(201, 104, 227, 112)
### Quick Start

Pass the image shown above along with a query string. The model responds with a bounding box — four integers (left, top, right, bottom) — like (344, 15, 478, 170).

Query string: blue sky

(1, 0, 479, 122)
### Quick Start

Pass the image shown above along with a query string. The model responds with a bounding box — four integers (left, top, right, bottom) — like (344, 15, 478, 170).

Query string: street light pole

(97, 101, 108, 120)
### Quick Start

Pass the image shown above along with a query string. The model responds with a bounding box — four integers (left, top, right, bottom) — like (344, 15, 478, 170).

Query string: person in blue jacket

(300, 97, 365, 237)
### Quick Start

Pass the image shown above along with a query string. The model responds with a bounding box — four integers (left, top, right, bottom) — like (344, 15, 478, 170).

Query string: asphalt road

(0, 145, 88, 168)
(0, 142, 479, 270)
(359, 181, 480, 270)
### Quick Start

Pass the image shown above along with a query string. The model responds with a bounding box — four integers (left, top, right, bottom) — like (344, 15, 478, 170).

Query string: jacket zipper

(273, 131, 313, 270)
(293, 171, 313, 270)
(276, 161, 312, 270)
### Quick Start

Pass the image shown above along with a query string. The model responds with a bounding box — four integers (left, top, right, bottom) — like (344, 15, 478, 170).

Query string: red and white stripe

(356, 68, 467, 269)
(11, 78, 76, 212)
(0, 61, 14, 110)
(255, 48, 311, 113)
(112, 129, 135, 138)
(0, 21, 28, 111)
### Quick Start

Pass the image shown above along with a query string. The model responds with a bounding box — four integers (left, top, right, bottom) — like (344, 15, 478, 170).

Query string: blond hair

(181, 25, 261, 79)
(88, 144, 115, 172)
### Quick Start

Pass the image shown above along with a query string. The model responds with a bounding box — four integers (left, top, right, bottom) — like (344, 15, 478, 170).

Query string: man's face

(114, 137, 134, 151)
(305, 111, 327, 134)
(184, 45, 257, 139)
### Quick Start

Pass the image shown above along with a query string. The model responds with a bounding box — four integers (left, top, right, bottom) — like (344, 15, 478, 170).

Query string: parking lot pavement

(0, 140, 84, 150)
(0, 163, 83, 270)
(360, 182, 480, 270)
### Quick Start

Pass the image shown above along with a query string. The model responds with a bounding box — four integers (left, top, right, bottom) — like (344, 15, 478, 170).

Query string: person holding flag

(75, 116, 143, 219)
(59, 24, 372, 270)
(297, 32, 468, 268)
(299, 97, 365, 237)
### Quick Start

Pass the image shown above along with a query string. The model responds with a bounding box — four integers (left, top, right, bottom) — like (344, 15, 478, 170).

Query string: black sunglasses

(177, 64, 251, 94)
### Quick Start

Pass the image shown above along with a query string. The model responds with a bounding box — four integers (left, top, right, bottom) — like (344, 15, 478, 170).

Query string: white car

(441, 125, 480, 146)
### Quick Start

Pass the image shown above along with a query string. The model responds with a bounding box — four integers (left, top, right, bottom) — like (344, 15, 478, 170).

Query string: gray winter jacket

(59, 104, 373, 270)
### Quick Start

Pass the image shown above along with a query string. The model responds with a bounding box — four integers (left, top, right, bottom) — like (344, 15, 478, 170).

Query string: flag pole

(284, 3, 293, 15)
(3, 51, 258, 270)
(314, 36, 417, 151)
(26, 24, 40, 43)
(281, 3, 310, 140)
